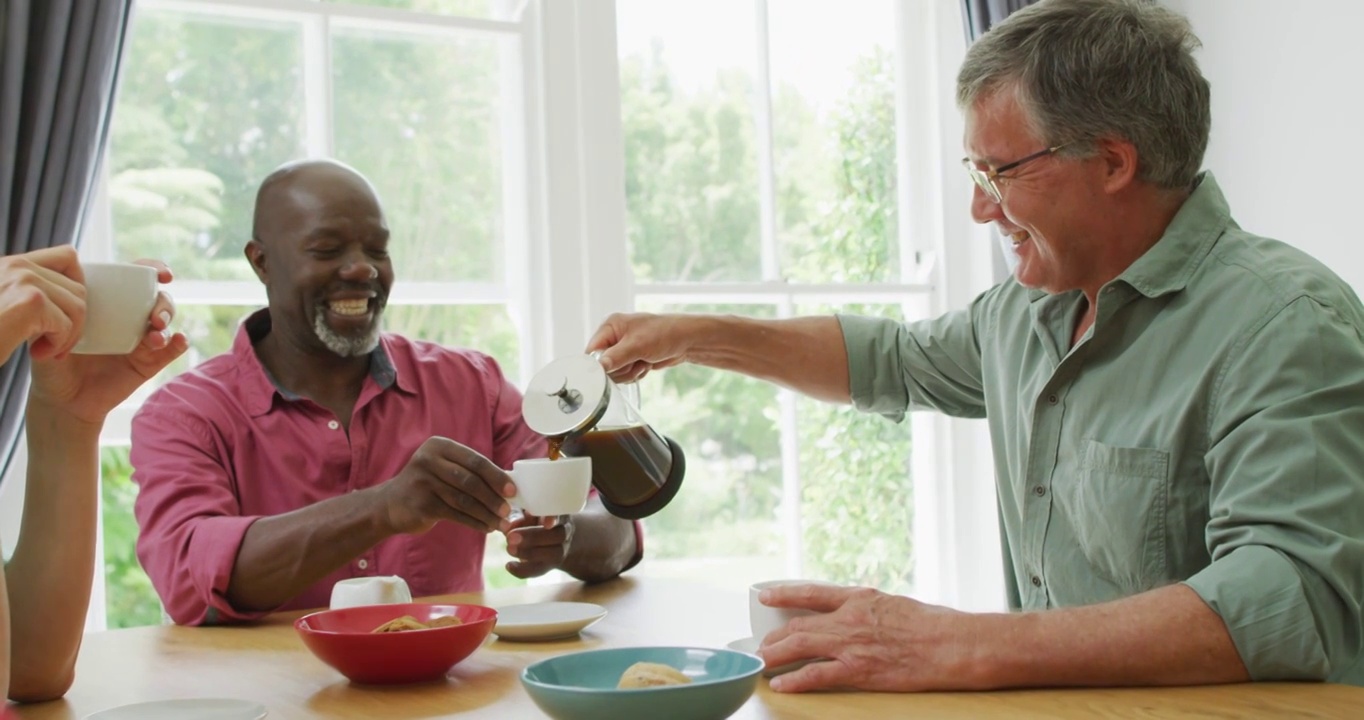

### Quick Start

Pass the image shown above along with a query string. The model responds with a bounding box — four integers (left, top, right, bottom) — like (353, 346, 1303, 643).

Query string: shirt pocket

(1069, 440, 1170, 594)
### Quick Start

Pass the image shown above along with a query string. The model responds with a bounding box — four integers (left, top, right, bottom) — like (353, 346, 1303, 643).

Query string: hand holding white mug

(25, 256, 189, 426)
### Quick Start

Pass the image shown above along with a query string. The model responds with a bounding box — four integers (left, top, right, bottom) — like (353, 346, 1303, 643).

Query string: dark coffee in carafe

(560, 425, 673, 507)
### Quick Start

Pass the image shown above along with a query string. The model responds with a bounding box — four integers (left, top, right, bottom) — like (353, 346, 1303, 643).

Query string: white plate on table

(493, 601, 607, 641)
(727, 636, 820, 678)
(82, 698, 267, 720)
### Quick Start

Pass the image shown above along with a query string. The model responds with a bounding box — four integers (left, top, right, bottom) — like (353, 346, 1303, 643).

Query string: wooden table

(15, 577, 1364, 719)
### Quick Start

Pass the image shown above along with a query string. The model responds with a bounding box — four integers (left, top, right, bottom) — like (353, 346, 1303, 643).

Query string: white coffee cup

(749, 579, 838, 641)
(72, 262, 158, 355)
(508, 456, 592, 517)
(329, 576, 413, 610)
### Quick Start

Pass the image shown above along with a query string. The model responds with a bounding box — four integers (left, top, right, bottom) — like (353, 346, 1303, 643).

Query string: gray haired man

(584, 0, 1364, 692)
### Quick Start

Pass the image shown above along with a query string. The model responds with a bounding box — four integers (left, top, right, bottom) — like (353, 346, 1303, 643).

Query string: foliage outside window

(97, 0, 925, 628)
(618, 0, 916, 594)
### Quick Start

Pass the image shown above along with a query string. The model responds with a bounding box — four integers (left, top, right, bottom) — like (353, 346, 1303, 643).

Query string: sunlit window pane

(110, 11, 305, 280)
(770, 2, 899, 283)
(794, 302, 913, 593)
(331, 28, 506, 283)
(617, 1, 763, 282)
(630, 303, 783, 585)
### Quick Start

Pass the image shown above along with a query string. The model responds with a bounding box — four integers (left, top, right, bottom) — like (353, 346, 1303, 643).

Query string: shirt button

(357, 559, 369, 570)
(1031, 575, 1042, 587)
(327, 420, 340, 430)
(1033, 485, 1046, 497)
(1047, 394, 1058, 405)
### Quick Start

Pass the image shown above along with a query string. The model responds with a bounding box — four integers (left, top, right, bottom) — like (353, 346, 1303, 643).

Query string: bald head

(251, 159, 383, 246)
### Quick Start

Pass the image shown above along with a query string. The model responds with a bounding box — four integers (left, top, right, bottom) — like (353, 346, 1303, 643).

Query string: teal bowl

(521, 646, 763, 720)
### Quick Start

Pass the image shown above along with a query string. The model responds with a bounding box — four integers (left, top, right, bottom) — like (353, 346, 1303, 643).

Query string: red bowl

(294, 602, 497, 685)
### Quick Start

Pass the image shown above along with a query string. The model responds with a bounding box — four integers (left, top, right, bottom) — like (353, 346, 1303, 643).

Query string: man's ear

(1096, 136, 1139, 194)
(245, 239, 268, 283)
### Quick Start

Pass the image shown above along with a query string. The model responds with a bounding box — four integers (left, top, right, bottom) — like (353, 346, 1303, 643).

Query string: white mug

(749, 579, 837, 641)
(72, 262, 158, 355)
(508, 456, 592, 517)
(329, 576, 412, 610)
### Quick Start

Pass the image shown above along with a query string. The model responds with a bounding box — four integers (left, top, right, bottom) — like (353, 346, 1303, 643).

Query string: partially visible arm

(588, 314, 853, 404)
(982, 583, 1248, 688)
(3, 402, 101, 702)
(760, 581, 1246, 693)
(226, 489, 395, 612)
(558, 496, 638, 583)
(135, 404, 515, 623)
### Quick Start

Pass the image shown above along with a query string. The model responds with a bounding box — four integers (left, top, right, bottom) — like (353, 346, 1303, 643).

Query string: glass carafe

(522, 354, 686, 519)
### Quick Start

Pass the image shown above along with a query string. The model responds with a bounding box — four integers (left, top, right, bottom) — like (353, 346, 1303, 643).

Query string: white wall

(1166, 0, 1364, 292)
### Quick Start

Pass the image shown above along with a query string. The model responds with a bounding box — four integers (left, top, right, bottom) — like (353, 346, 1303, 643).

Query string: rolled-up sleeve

(838, 294, 991, 421)
(1191, 296, 1364, 681)
(130, 400, 268, 626)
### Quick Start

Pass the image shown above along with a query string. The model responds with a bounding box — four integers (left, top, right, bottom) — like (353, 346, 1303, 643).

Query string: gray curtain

(0, 0, 134, 482)
(961, 0, 1036, 42)
(960, 0, 1037, 281)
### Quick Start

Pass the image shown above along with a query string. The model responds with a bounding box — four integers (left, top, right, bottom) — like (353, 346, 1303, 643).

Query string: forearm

(687, 315, 850, 403)
(226, 488, 392, 612)
(559, 498, 637, 583)
(5, 402, 102, 701)
(981, 584, 1249, 688)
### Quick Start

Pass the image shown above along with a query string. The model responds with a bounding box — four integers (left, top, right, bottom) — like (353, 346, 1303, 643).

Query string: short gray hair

(957, 0, 1210, 191)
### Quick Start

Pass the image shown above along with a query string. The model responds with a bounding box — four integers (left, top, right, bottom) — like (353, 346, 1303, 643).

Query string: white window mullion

(501, 0, 537, 384)
(751, 0, 780, 281)
(302, 13, 332, 158)
(776, 296, 803, 577)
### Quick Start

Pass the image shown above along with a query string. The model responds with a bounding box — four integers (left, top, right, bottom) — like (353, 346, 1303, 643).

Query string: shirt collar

(234, 308, 412, 417)
(1112, 171, 1230, 298)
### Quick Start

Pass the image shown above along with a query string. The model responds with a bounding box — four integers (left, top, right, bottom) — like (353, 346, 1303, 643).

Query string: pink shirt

(131, 310, 638, 625)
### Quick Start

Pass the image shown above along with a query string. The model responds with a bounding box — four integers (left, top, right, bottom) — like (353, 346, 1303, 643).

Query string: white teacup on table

(72, 262, 159, 355)
(730, 579, 838, 677)
(329, 576, 412, 610)
(508, 456, 592, 517)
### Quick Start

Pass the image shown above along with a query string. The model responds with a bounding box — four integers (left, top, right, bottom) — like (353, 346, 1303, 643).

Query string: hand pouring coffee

(522, 354, 686, 520)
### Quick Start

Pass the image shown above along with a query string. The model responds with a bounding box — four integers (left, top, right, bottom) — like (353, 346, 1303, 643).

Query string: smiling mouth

(328, 298, 371, 317)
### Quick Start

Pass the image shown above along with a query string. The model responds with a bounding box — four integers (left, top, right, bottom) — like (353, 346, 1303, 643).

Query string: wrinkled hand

(27, 258, 189, 425)
(376, 437, 515, 535)
(503, 514, 574, 578)
(584, 312, 697, 384)
(757, 583, 981, 693)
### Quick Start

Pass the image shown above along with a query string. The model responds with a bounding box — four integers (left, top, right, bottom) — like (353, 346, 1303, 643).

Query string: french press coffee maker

(522, 354, 686, 520)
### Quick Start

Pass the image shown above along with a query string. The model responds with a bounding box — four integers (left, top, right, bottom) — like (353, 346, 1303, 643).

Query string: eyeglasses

(961, 145, 1065, 203)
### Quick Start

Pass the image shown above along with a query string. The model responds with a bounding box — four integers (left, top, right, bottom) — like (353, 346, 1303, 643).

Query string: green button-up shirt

(840, 173, 1364, 683)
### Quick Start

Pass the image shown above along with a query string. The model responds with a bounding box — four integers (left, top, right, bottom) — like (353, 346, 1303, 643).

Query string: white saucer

(726, 636, 819, 678)
(82, 699, 267, 720)
(493, 601, 607, 641)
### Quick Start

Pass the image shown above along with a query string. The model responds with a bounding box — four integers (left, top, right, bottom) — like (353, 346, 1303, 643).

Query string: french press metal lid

(522, 354, 611, 437)
(522, 354, 686, 520)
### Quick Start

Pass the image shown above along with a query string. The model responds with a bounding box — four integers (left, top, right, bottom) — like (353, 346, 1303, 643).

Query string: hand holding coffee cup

(507, 456, 592, 517)
(750, 579, 839, 642)
(72, 262, 161, 355)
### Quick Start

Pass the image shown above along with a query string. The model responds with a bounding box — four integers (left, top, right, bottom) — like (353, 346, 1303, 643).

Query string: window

(87, 0, 535, 628)
(613, 0, 929, 593)
(79, 0, 998, 629)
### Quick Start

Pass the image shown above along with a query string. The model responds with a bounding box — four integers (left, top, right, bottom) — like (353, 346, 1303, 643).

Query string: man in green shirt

(585, 0, 1364, 693)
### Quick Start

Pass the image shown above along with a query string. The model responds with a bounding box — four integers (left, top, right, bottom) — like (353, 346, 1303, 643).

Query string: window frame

(56, 0, 1003, 631)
